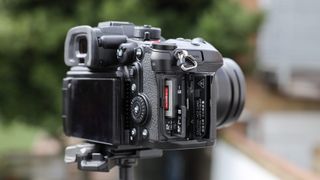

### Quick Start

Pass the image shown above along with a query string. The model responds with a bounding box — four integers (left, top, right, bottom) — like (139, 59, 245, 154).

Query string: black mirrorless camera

(63, 21, 245, 151)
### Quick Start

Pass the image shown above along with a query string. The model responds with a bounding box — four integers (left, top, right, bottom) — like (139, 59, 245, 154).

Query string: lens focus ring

(215, 58, 246, 128)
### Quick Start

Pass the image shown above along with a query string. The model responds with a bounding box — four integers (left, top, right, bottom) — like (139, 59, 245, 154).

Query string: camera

(62, 21, 245, 151)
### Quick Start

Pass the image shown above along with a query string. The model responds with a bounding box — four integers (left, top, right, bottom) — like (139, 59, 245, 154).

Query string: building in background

(257, 0, 320, 100)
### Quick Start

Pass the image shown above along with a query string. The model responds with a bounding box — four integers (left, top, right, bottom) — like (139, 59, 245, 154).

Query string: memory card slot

(164, 79, 175, 118)
(161, 76, 188, 138)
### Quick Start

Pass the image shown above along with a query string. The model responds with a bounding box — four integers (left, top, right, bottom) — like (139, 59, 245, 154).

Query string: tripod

(64, 143, 163, 180)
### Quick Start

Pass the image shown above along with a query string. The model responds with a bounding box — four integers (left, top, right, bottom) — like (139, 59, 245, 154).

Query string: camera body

(63, 21, 245, 150)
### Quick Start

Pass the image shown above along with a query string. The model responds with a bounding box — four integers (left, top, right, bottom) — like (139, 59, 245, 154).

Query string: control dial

(130, 94, 150, 124)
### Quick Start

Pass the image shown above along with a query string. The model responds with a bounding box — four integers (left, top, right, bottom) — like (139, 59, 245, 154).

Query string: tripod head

(65, 143, 163, 180)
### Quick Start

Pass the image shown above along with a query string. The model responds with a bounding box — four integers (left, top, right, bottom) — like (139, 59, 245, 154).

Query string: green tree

(0, 0, 103, 133)
(196, 0, 263, 72)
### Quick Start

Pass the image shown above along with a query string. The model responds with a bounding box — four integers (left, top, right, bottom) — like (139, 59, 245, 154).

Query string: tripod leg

(119, 165, 134, 180)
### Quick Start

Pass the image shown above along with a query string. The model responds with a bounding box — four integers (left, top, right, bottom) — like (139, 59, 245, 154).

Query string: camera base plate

(64, 143, 163, 180)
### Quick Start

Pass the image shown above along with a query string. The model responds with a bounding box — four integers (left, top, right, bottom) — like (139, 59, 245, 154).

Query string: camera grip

(141, 51, 160, 141)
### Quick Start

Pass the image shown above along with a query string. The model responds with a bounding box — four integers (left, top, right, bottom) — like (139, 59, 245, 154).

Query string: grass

(0, 122, 40, 155)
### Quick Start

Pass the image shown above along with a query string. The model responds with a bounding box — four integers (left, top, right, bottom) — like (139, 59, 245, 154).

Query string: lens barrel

(215, 58, 245, 128)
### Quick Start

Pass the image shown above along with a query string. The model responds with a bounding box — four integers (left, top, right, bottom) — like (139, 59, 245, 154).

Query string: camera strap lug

(175, 50, 198, 71)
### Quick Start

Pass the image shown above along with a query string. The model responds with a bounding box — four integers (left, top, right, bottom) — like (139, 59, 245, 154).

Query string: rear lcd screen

(63, 78, 121, 145)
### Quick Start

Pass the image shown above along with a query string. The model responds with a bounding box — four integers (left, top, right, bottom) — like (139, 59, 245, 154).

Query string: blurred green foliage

(0, 0, 261, 134)
(196, 0, 262, 57)
(0, 121, 39, 154)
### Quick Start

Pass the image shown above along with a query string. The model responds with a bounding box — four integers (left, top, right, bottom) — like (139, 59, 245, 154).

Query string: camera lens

(215, 58, 245, 128)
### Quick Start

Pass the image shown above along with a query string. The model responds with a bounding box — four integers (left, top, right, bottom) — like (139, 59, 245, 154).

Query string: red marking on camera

(151, 40, 161, 44)
(164, 86, 169, 111)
